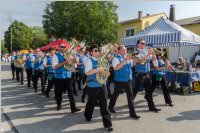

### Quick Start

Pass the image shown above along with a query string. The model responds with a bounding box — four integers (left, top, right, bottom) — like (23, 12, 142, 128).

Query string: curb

(1, 108, 19, 133)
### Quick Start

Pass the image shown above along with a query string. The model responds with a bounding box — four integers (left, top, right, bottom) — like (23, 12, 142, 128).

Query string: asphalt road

(1, 63, 200, 133)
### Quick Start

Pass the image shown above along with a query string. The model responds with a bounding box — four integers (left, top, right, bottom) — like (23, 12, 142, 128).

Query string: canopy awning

(120, 17, 200, 48)
(40, 40, 71, 51)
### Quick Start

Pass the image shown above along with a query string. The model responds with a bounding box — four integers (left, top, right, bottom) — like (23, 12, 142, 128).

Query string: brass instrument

(14, 54, 24, 68)
(134, 47, 165, 65)
(64, 38, 79, 71)
(96, 43, 116, 84)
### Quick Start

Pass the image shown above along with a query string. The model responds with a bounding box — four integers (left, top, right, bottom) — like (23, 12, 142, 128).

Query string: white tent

(120, 17, 200, 62)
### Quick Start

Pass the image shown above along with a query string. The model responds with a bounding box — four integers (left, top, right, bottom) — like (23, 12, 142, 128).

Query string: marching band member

(15, 51, 24, 85)
(81, 46, 92, 103)
(76, 47, 85, 91)
(11, 51, 17, 80)
(43, 47, 56, 98)
(151, 53, 173, 106)
(23, 48, 34, 87)
(133, 39, 161, 112)
(52, 43, 81, 112)
(84, 45, 113, 131)
(32, 48, 45, 93)
(108, 45, 140, 119)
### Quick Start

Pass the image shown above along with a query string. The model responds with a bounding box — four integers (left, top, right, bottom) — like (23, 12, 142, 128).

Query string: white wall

(169, 46, 200, 63)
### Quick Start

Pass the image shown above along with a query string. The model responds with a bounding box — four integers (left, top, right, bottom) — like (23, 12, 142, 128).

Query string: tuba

(14, 54, 24, 68)
(96, 43, 117, 84)
(64, 38, 79, 71)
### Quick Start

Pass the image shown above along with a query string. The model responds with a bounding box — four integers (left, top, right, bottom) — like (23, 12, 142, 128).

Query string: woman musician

(151, 50, 174, 107)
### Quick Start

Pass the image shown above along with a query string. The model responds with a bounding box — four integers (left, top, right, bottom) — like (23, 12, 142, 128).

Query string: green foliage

(1, 39, 8, 54)
(42, 1, 119, 46)
(4, 20, 33, 52)
(31, 26, 49, 49)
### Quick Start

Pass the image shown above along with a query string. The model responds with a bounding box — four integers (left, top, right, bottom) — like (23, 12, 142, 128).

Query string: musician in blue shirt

(52, 43, 81, 112)
(43, 47, 56, 98)
(133, 39, 161, 112)
(84, 45, 113, 131)
(32, 48, 45, 93)
(23, 48, 34, 87)
(10, 51, 17, 80)
(151, 53, 173, 106)
(108, 45, 140, 119)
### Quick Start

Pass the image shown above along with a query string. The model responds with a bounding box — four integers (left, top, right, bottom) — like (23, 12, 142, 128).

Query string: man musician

(15, 51, 24, 85)
(108, 45, 140, 119)
(52, 43, 81, 112)
(32, 48, 45, 93)
(43, 47, 56, 98)
(11, 51, 17, 80)
(23, 48, 34, 87)
(133, 39, 161, 112)
(84, 45, 113, 131)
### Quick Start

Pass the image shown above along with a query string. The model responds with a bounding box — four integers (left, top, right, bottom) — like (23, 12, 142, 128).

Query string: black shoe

(109, 108, 116, 113)
(34, 89, 38, 92)
(168, 103, 174, 107)
(57, 105, 61, 111)
(21, 83, 24, 85)
(106, 127, 113, 132)
(149, 108, 161, 113)
(41, 91, 45, 95)
(45, 93, 49, 98)
(85, 118, 91, 122)
(130, 114, 140, 120)
(28, 85, 31, 87)
(71, 108, 81, 113)
(81, 99, 85, 103)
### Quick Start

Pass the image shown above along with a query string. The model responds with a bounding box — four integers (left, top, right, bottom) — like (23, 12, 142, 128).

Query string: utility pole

(9, 16, 13, 53)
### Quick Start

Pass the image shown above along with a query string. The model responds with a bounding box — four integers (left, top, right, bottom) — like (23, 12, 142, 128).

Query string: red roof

(40, 40, 71, 51)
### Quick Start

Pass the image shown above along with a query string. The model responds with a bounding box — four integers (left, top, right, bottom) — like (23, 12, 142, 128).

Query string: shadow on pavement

(167, 109, 200, 121)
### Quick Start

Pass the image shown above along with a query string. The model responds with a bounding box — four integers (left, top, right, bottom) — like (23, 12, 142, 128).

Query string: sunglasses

(60, 46, 66, 48)
(93, 49, 99, 52)
(141, 43, 145, 45)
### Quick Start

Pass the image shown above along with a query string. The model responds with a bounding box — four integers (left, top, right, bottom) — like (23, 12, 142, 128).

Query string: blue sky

(1, 0, 200, 40)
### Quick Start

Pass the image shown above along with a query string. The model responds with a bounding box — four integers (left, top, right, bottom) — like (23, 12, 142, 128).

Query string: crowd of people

(9, 39, 176, 132)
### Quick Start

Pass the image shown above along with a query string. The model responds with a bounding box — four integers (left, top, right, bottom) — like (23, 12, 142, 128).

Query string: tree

(42, 1, 119, 46)
(31, 26, 49, 49)
(4, 20, 33, 52)
(1, 39, 8, 54)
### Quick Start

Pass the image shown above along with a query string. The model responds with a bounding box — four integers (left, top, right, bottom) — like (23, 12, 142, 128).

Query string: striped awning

(120, 17, 200, 48)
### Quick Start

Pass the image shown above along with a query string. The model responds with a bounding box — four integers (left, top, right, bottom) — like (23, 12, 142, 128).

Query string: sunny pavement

(1, 63, 200, 133)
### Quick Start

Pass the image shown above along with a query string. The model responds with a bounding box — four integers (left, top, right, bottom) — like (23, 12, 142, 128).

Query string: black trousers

(26, 68, 33, 87)
(72, 72, 77, 95)
(45, 73, 55, 95)
(84, 87, 112, 128)
(11, 64, 15, 79)
(133, 73, 156, 110)
(81, 74, 88, 100)
(16, 68, 24, 84)
(106, 67, 114, 98)
(54, 78, 77, 112)
(109, 81, 137, 116)
(152, 74, 172, 104)
(32, 70, 45, 91)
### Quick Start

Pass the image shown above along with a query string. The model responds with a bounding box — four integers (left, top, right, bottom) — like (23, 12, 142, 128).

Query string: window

(125, 28, 135, 37)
